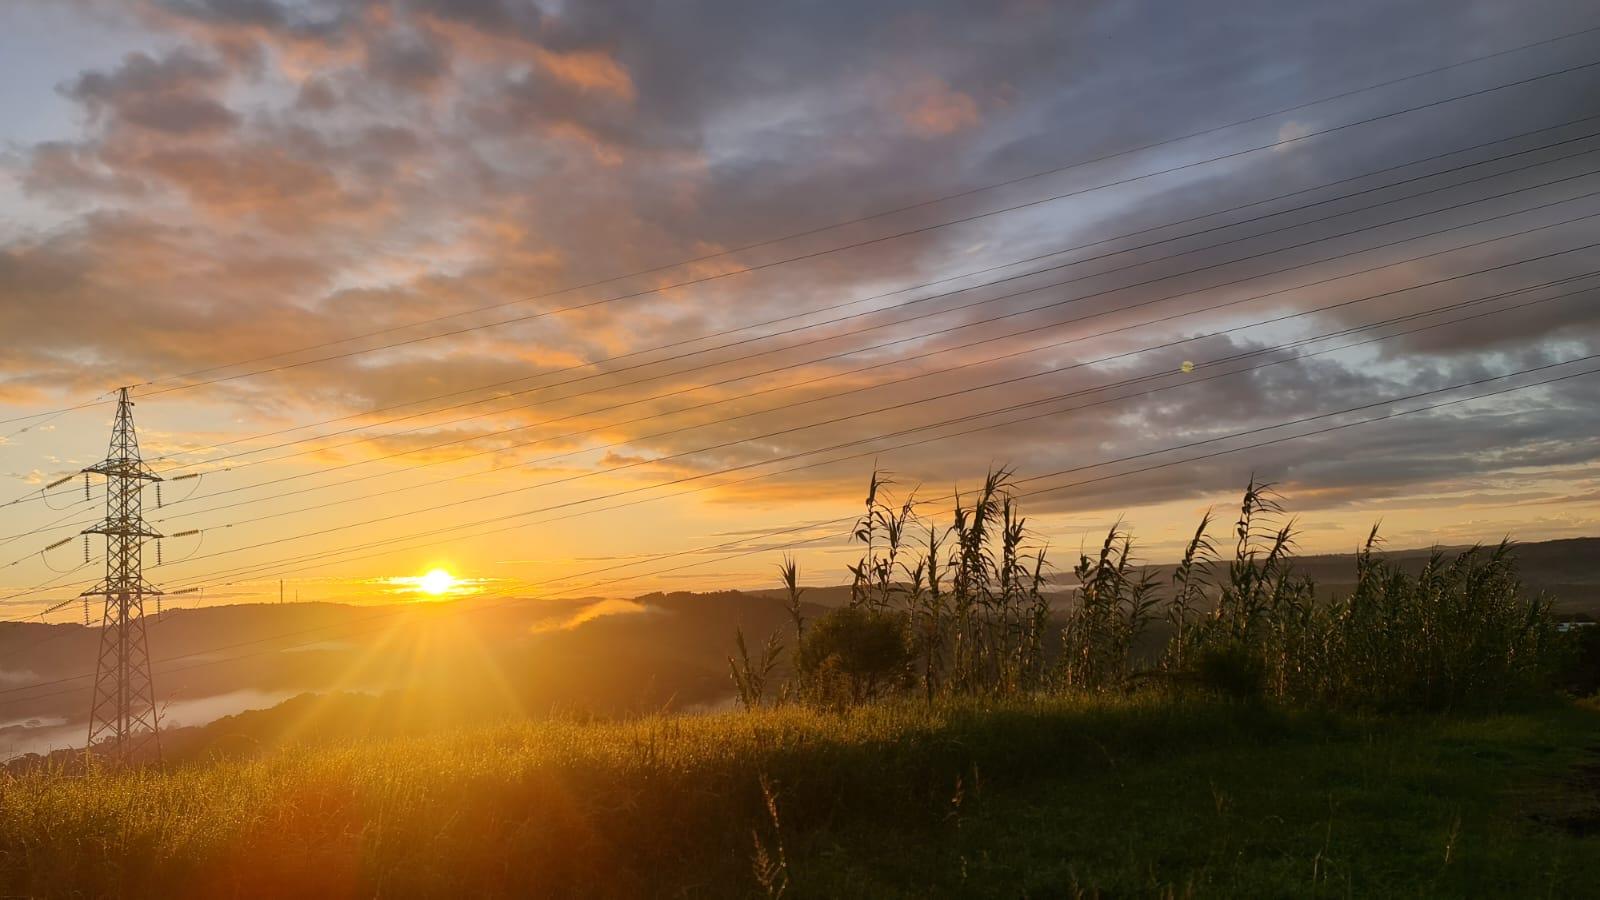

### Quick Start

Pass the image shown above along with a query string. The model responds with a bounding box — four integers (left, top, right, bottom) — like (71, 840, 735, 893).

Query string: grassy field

(1, 695, 1596, 898)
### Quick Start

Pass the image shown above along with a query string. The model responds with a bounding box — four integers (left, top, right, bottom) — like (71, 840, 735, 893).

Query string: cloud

(901, 78, 980, 137)
(363, 26, 451, 91)
(533, 47, 635, 102)
(65, 45, 226, 99)
(0, 0, 1596, 577)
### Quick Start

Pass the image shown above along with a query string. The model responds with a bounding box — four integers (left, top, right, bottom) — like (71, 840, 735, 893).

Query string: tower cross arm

(82, 460, 162, 481)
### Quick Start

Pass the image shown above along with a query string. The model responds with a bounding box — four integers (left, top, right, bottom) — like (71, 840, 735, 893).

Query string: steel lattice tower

(81, 387, 163, 763)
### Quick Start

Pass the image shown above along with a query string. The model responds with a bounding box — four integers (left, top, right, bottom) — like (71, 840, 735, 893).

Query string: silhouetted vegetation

(739, 470, 1578, 712)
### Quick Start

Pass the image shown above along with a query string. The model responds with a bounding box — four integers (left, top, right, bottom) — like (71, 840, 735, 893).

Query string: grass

(1, 695, 1595, 897)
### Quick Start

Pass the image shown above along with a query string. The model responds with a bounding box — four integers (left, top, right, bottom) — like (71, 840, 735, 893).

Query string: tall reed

(745, 471, 1565, 711)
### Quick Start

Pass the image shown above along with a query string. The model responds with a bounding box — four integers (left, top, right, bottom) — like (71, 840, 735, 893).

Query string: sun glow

(377, 568, 483, 601)
(418, 568, 456, 596)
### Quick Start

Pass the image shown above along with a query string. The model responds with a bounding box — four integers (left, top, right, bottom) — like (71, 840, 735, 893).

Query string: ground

(0, 695, 1595, 898)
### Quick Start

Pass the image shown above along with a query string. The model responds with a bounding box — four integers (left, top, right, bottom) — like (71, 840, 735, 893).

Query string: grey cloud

(63, 47, 236, 134)
(364, 27, 450, 91)
(3, 0, 1598, 536)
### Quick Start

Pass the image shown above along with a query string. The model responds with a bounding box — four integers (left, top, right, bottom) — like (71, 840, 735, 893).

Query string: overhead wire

(3, 354, 1595, 708)
(126, 53, 1600, 401)
(3, 25, 1599, 432)
(152, 240, 1600, 538)
(7, 190, 1597, 605)
(145, 284, 1600, 595)
(123, 36, 1600, 397)
(140, 186, 1600, 528)
(9, 136, 1587, 605)
(133, 113, 1600, 468)
(139, 129, 1600, 484)
(128, 272, 1600, 595)
(120, 155, 1600, 524)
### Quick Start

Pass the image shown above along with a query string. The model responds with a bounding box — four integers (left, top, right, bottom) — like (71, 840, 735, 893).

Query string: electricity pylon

(81, 387, 163, 763)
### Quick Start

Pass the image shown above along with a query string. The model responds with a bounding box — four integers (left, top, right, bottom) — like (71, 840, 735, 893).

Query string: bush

(1195, 642, 1267, 698)
(1561, 623, 1600, 697)
(797, 605, 911, 706)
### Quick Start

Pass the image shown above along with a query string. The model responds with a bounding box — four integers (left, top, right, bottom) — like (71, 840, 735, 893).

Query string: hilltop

(746, 536, 1600, 613)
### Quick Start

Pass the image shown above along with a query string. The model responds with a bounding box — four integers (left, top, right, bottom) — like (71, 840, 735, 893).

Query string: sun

(418, 568, 456, 596)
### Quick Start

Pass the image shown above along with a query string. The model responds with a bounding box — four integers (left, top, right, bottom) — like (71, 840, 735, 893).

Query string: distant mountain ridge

(747, 536, 1600, 613)
(2, 535, 1593, 763)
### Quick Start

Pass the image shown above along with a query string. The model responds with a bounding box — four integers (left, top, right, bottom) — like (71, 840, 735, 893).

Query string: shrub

(1560, 622, 1600, 697)
(797, 605, 911, 706)
(1195, 641, 1267, 698)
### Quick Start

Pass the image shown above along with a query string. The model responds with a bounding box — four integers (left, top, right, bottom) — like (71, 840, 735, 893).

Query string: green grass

(1, 696, 1595, 898)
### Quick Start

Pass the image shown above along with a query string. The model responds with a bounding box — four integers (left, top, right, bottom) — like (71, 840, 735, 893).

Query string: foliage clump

(737, 469, 1573, 712)
(797, 604, 911, 707)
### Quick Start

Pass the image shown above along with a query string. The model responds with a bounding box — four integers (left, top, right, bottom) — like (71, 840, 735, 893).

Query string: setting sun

(418, 569, 456, 596)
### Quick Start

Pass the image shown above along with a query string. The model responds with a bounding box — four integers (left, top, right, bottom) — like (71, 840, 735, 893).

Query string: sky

(0, 0, 1598, 615)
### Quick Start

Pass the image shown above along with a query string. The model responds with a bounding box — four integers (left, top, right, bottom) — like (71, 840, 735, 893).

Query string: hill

(4, 535, 1594, 761)
(0, 589, 831, 760)
(745, 536, 1600, 614)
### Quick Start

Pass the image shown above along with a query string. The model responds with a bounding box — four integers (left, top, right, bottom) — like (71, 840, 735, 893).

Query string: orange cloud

(903, 79, 980, 137)
(534, 48, 637, 103)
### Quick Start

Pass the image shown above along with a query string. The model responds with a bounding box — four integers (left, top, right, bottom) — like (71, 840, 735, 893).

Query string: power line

(129, 52, 1600, 400)
(5, 28, 1597, 432)
(6, 82, 1593, 595)
(11, 117, 1591, 566)
(7, 197, 1595, 607)
(58, 268, 1587, 605)
(149, 154, 1600, 491)
(6, 106, 1595, 567)
(144, 24, 1595, 375)
(151, 291, 1600, 593)
(3, 354, 1594, 708)
(135, 114, 1600, 468)
(153, 250, 1600, 540)
(7, 200, 1596, 615)
(138, 224, 1600, 580)
(141, 189, 1600, 544)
